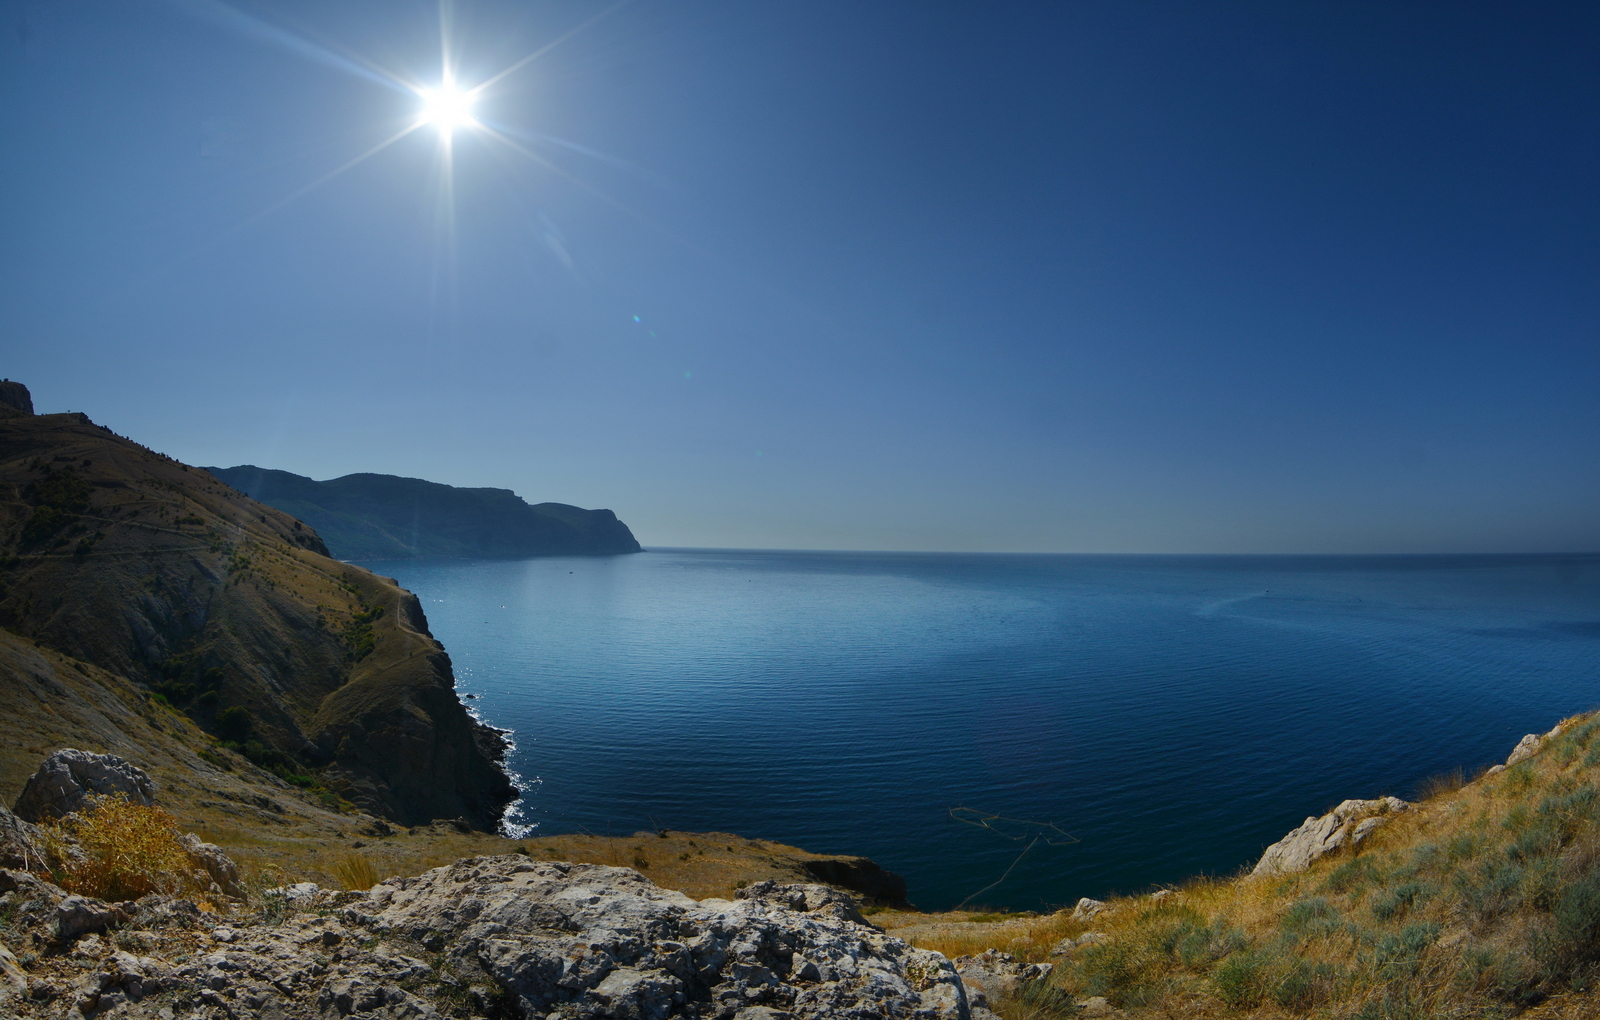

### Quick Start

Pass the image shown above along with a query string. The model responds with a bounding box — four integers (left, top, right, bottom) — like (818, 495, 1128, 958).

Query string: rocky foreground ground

(0, 857, 1017, 1020)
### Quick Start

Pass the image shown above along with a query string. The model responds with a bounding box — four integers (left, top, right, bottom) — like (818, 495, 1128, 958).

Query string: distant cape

(204, 465, 643, 561)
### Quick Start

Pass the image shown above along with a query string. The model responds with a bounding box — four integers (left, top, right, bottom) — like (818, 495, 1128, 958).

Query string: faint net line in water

(949, 806, 1078, 910)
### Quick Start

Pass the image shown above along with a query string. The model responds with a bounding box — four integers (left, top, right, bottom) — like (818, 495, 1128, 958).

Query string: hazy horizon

(5, 2, 1597, 554)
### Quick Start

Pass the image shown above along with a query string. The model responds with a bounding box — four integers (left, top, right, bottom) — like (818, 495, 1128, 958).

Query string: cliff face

(0, 380, 33, 416)
(204, 465, 643, 560)
(0, 412, 516, 828)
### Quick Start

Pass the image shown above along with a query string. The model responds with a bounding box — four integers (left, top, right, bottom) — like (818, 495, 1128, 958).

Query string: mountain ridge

(204, 464, 643, 561)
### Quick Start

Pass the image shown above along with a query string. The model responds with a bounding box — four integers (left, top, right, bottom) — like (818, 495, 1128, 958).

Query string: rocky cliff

(204, 465, 643, 561)
(0, 407, 516, 828)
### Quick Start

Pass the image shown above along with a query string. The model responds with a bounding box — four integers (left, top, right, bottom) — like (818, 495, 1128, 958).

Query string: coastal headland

(4, 384, 1600, 1018)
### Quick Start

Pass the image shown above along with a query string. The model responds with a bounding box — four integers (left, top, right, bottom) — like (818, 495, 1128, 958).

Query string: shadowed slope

(0, 412, 516, 828)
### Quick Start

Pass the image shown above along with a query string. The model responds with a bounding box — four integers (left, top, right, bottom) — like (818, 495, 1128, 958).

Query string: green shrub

(1283, 896, 1339, 931)
(1213, 950, 1267, 1008)
(1273, 958, 1342, 1010)
(1372, 923, 1440, 981)
(1077, 939, 1140, 998)
(1324, 856, 1380, 895)
(1372, 882, 1434, 921)
(1456, 857, 1525, 923)
(1176, 923, 1245, 967)
(215, 705, 254, 741)
(1550, 871, 1600, 968)
(1445, 831, 1483, 863)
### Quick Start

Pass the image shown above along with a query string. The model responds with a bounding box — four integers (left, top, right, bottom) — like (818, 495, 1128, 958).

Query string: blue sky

(3, 1, 1596, 552)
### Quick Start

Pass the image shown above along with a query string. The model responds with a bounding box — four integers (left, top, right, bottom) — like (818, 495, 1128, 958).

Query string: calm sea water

(363, 551, 1600, 912)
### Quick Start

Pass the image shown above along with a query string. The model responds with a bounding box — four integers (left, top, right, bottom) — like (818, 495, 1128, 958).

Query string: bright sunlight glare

(418, 83, 477, 132)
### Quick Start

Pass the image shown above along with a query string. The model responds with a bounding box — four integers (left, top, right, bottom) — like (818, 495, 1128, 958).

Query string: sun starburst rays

(162, 0, 644, 320)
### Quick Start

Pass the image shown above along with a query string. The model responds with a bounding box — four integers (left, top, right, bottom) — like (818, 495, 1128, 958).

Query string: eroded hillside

(0, 410, 514, 828)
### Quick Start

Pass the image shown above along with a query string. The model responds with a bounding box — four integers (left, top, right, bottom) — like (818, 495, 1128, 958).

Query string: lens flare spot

(418, 84, 477, 131)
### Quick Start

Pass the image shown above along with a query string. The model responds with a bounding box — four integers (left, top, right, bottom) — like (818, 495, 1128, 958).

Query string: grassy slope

(883, 715, 1600, 1019)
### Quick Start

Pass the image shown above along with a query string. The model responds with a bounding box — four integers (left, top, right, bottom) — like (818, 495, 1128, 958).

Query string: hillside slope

(0, 409, 516, 828)
(205, 464, 643, 560)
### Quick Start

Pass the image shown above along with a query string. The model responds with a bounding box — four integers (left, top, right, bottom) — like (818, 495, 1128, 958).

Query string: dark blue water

(364, 552, 1600, 912)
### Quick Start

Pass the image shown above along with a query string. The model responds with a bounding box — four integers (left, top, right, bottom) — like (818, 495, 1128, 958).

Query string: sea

(360, 551, 1600, 913)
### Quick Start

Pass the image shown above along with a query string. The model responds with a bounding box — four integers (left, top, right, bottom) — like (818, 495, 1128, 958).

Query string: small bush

(40, 795, 195, 901)
(215, 706, 254, 741)
(1372, 882, 1434, 921)
(1283, 896, 1339, 932)
(1372, 923, 1440, 981)
(1445, 831, 1483, 863)
(1274, 958, 1342, 1010)
(1213, 951, 1267, 1008)
(1324, 856, 1380, 895)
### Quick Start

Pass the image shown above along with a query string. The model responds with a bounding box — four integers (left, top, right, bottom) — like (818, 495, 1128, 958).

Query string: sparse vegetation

(20, 465, 93, 545)
(37, 795, 200, 901)
(345, 603, 385, 660)
(333, 853, 380, 891)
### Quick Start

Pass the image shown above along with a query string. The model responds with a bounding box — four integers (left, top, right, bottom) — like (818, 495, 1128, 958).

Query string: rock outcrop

(950, 949, 1052, 1011)
(179, 833, 245, 899)
(1253, 796, 1409, 876)
(0, 380, 32, 416)
(0, 857, 974, 1019)
(0, 805, 45, 871)
(12, 749, 155, 822)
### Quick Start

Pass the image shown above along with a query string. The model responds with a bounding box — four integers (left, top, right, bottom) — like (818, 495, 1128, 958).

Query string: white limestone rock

(1506, 722, 1568, 768)
(1252, 796, 1409, 876)
(12, 749, 156, 822)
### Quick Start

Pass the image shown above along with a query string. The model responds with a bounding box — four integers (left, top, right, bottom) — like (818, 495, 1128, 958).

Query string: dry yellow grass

(331, 852, 380, 891)
(39, 794, 199, 901)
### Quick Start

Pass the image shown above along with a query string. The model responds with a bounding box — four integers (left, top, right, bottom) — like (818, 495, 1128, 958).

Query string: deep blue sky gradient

(3, 1, 1596, 551)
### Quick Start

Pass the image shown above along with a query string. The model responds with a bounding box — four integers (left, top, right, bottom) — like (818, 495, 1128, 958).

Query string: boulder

(179, 833, 244, 898)
(1070, 897, 1106, 921)
(1253, 796, 1408, 876)
(0, 806, 45, 870)
(1051, 932, 1107, 957)
(735, 879, 868, 924)
(353, 856, 971, 1018)
(950, 949, 1052, 1007)
(56, 894, 131, 940)
(13, 749, 156, 822)
(0, 942, 27, 1004)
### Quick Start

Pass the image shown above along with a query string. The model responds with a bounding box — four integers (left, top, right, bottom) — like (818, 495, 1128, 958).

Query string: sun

(418, 82, 477, 133)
